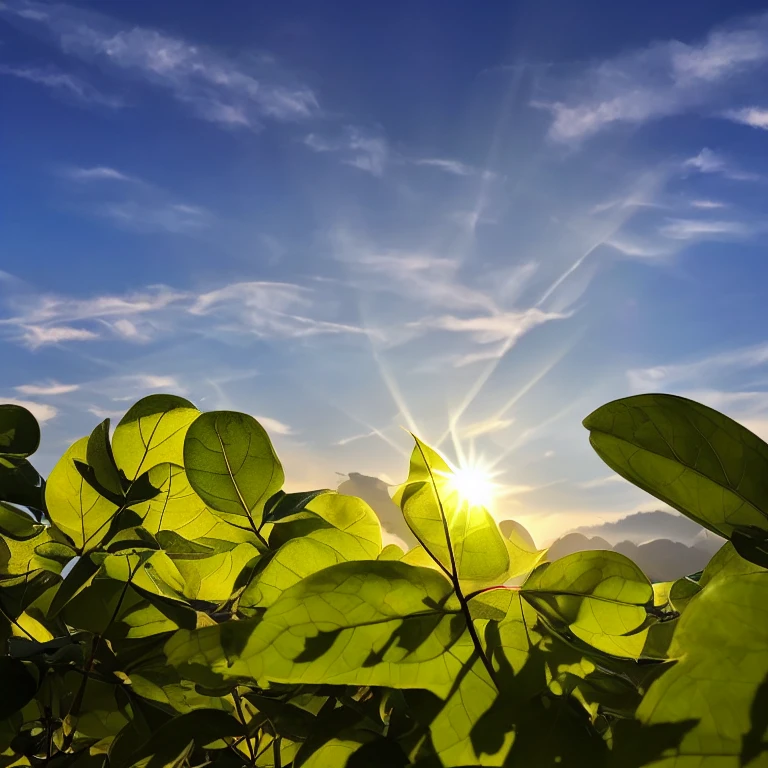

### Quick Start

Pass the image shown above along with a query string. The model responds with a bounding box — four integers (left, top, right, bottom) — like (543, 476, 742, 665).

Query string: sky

(2, 0, 768, 544)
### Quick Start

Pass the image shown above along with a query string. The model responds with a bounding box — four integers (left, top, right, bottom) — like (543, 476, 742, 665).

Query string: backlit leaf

(46, 438, 119, 553)
(184, 411, 284, 529)
(393, 436, 510, 591)
(0, 404, 40, 458)
(584, 394, 768, 548)
(112, 395, 199, 482)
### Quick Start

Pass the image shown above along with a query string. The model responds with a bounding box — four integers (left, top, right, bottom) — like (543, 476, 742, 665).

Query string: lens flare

(442, 462, 499, 508)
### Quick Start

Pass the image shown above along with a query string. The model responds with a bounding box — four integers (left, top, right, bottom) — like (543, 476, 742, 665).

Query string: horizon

(3, 0, 768, 545)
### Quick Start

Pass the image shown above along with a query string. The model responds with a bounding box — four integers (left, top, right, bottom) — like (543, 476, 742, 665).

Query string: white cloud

(254, 415, 294, 436)
(628, 342, 768, 390)
(725, 106, 768, 129)
(1, 0, 318, 128)
(99, 200, 212, 234)
(577, 474, 626, 490)
(420, 308, 569, 345)
(15, 381, 79, 396)
(109, 318, 146, 340)
(88, 405, 124, 420)
(683, 148, 759, 180)
(20, 324, 99, 348)
(1, 398, 58, 422)
(68, 166, 135, 182)
(334, 431, 377, 447)
(304, 127, 389, 176)
(0, 64, 122, 107)
(690, 199, 727, 209)
(537, 13, 768, 143)
(659, 218, 750, 240)
(412, 158, 475, 176)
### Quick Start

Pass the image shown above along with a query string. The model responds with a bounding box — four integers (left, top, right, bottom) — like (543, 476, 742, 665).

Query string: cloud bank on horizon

(2, 0, 768, 540)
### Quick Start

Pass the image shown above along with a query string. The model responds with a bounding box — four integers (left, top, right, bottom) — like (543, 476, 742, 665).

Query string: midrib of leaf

(412, 438, 500, 689)
(214, 420, 268, 547)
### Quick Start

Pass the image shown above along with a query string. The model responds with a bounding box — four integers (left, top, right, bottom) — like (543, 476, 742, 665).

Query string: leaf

(521, 550, 653, 658)
(0, 404, 40, 458)
(0, 456, 46, 511)
(503, 526, 548, 582)
(166, 560, 472, 696)
(46, 438, 119, 553)
(131, 464, 256, 543)
(263, 489, 332, 523)
(170, 542, 260, 602)
(583, 394, 768, 547)
(112, 395, 199, 482)
(184, 411, 284, 529)
(393, 435, 510, 591)
(0, 658, 37, 718)
(269, 493, 382, 559)
(86, 419, 124, 499)
(378, 544, 405, 560)
(636, 572, 768, 766)
(109, 709, 243, 768)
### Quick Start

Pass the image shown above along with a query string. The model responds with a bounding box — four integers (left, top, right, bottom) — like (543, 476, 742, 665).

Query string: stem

(61, 559, 135, 751)
(273, 736, 282, 768)
(233, 689, 256, 766)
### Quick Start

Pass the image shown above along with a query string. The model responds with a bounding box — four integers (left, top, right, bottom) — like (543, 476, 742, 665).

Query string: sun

(446, 463, 498, 508)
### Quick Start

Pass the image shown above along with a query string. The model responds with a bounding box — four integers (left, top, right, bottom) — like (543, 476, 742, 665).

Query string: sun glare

(447, 464, 497, 508)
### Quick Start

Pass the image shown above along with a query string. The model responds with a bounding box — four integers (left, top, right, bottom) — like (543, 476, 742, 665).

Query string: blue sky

(2, 0, 768, 543)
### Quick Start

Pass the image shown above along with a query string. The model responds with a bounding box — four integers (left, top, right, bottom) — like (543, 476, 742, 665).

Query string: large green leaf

(636, 572, 768, 767)
(583, 394, 768, 544)
(166, 560, 471, 695)
(131, 464, 255, 543)
(522, 550, 653, 658)
(184, 411, 284, 530)
(46, 438, 119, 553)
(393, 436, 510, 591)
(112, 395, 199, 482)
(170, 541, 260, 602)
(0, 455, 46, 511)
(0, 404, 40, 458)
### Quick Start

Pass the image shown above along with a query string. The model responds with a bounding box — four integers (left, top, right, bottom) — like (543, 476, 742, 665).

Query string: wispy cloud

(0, 64, 122, 107)
(67, 166, 136, 182)
(19, 325, 99, 348)
(0, 397, 58, 422)
(725, 106, 768, 130)
(15, 381, 79, 396)
(99, 200, 212, 234)
(659, 217, 751, 240)
(536, 13, 768, 143)
(254, 415, 294, 436)
(1, 0, 318, 128)
(683, 148, 759, 180)
(304, 127, 389, 176)
(0, 278, 370, 349)
(628, 341, 768, 390)
(690, 199, 728, 209)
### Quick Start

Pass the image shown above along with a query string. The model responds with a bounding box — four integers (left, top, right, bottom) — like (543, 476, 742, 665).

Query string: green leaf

(522, 550, 653, 658)
(393, 435, 510, 591)
(86, 419, 124, 499)
(503, 525, 548, 582)
(170, 542, 260, 602)
(583, 394, 768, 546)
(0, 658, 37, 718)
(263, 489, 332, 523)
(0, 455, 46, 512)
(131, 464, 257, 543)
(112, 395, 199, 482)
(46, 437, 119, 553)
(109, 709, 243, 768)
(166, 560, 471, 696)
(378, 543, 405, 560)
(0, 404, 40, 458)
(184, 411, 284, 529)
(239, 536, 348, 611)
(636, 572, 768, 766)
(269, 492, 382, 559)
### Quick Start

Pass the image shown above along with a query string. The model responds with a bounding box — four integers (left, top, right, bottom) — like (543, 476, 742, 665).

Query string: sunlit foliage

(0, 393, 766, 767)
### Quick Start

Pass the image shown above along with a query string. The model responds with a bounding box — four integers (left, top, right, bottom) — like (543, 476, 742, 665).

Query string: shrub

(0, 393, 766, 767)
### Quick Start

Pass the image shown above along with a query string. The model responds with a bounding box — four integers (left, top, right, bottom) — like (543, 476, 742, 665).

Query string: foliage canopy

(1, 393, 766, 767)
